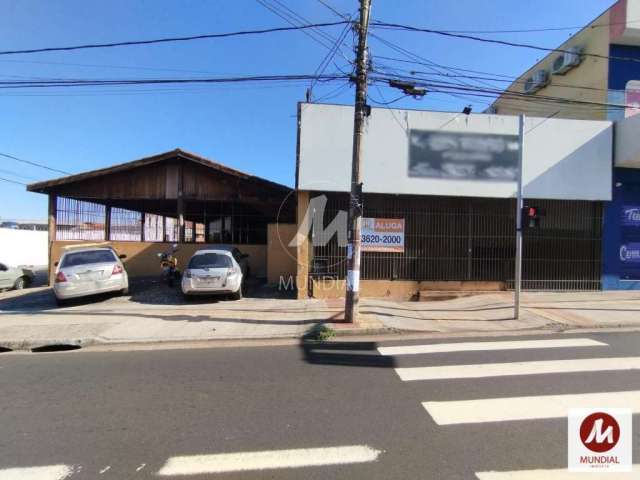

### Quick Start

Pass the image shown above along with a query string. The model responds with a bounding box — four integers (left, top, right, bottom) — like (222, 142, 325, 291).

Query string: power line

(0, 74, 349, 90)
(374, 18, 640, 35)
(0, 21, 349, 56)
(0, 152, 72, 175)
(315, 0, 350, 19)
(370, 74, 631, 111)
(0, 176, 27, 186)
(309, 20, 353, 98)
(372, 21, 640, 65)
(0, 168, 39, 181)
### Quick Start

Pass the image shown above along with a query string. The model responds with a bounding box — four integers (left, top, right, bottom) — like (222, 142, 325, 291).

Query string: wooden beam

(177, 162, 185, 243)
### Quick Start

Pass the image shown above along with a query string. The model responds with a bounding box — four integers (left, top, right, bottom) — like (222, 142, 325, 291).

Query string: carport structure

(27, 149, 297, 283)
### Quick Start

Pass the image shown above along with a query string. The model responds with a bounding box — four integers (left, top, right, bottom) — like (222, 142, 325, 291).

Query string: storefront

(295, 103, 613, 298)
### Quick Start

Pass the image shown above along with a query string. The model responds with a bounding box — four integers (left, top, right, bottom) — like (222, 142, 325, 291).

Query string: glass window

(61, 250, 117, 267)
(188, 253, 232, 269)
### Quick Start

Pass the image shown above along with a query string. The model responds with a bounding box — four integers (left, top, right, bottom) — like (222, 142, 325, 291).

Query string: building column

(48, 194, 57, 286)
(104, 205, 112, 241)
(177, 199, 185, 243)
(140, 212, 146, 242)
(295, 190, 311, 299)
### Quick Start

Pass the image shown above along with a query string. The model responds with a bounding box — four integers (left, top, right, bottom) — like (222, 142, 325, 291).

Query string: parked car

(181, 248, 244, 300)
(53, 247, 128, 305)
(0, 262, 34, 290)
(214, 245, 250, 279)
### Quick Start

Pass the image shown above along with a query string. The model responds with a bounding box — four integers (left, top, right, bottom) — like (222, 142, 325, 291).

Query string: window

(188, 253, 233, 269)
(60, 250, 117, 268)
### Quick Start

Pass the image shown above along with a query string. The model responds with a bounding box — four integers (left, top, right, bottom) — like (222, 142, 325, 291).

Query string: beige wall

(295, 191, 311, 299)
(266, 223, 297, 285)
(50, 241, 267, 284)
(492, 10, 611, 120)
(310, 279, 505, 300)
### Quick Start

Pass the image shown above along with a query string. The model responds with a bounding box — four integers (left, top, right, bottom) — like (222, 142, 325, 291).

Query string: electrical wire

(0, 74, 349, 90)
(372, 21, 640, 66)
(0, 176, 27, 186)
(374, 19, 640, 35)
(0, 152, 72, 175)
(0, 21, 349, 56)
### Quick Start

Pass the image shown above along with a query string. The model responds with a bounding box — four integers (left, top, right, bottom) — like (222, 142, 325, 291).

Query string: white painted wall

(615, 112, 640, 167)
(0, 228, 48, 267)
(298, 104, 613, 200)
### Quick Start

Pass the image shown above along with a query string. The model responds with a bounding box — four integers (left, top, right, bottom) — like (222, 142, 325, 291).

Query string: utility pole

(514, 114, 525, 319)
(344, 0, 372, 323)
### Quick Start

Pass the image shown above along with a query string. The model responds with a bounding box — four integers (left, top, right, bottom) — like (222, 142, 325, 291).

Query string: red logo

(580, 412, 620, 453)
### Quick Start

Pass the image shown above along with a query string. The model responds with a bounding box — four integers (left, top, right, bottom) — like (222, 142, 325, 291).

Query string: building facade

(490, 0, 640, 289)
(295, 103, 612, 299)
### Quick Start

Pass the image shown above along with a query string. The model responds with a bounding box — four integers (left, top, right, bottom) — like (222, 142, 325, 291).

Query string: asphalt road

(1, 331, 639, 479)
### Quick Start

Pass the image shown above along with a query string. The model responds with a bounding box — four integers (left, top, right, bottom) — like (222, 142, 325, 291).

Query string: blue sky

(1, 0, 615, 220)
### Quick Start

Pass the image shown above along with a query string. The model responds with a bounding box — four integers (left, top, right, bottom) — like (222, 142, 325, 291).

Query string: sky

(1, 0, 616, 220)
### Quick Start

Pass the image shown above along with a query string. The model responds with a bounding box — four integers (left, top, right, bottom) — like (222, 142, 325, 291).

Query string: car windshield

(60, 250, 117, 268)
(188, 253, 232, 269)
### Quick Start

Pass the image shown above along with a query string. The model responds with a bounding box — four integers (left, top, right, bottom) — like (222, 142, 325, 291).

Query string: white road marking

(476, 465, 640, 479)
(99, 466, 110, 474)
(157, 445, 382, 476)
(135, 463, 146, 472)
(424, 390, 640, 425)
(378, 338, 606, 356)
(395, 356, 640, 381)
(0, 465, 73, 480)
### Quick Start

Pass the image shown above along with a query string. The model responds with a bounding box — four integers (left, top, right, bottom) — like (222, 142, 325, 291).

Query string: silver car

(53, 247, 129, 305)
(181, 249, 243, 300)
(0, 262, 34, 290)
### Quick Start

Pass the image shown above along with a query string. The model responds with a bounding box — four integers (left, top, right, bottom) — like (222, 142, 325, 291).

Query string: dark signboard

(408, 129, 520, 181)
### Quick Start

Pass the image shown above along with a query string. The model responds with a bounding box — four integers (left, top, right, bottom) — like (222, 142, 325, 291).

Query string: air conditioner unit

(551, 46, 583, 75)
(523, 70, 549, 94)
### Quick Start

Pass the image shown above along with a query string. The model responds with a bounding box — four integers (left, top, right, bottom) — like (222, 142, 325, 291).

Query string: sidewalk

(1, 282, 640, 350)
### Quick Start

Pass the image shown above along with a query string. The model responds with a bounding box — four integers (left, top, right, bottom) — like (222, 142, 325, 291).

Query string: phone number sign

(361, 218, 405, 253)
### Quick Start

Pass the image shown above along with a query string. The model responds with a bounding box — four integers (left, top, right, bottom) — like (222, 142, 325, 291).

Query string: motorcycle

(157, 244, 179, 287)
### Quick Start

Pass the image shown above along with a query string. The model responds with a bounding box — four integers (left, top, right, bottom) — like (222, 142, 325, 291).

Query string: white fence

(0, 228, 48, 267)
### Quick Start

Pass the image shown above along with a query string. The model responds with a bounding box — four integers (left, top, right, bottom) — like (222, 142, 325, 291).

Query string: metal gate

(311, 192, 602, 291)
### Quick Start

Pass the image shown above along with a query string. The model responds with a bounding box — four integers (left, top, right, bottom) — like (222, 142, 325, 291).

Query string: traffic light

(521, 206, 546, 229)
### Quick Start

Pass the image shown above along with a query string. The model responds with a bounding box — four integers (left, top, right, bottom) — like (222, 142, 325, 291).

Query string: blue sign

(620, 243, 640, 264)
(621, 205, 640, 227)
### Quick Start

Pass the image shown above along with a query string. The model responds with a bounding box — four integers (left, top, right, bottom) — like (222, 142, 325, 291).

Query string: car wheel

(231, 289, 243, 300)
(55, 298, 67, 307)
(182, 293, 191, 302)
(121, 287, 129, 296)
(13, 277, 25, 290)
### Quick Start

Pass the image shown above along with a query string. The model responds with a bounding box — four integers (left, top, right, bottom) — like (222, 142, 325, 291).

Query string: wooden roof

(27, 148, 291, 195)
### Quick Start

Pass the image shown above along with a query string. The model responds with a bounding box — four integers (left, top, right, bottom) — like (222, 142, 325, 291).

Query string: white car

(181, 249, 243, 300)
(53, 247, 128, 305)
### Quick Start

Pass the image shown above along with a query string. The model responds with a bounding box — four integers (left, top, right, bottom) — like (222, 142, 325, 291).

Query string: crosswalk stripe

(0, 465, 73, 480)
(378, 338, 607, 356)
(475, 465, 640, 479)
(157, 445, 382, 476)
(423, 390, 640, 425)
(395, 356, 640, 381)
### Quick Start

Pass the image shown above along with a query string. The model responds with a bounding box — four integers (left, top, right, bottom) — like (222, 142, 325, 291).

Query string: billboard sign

(408, 129, 520, 181)
(361, 218, 404, 253)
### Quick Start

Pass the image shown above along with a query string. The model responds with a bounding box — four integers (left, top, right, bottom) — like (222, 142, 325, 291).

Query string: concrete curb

(5, 322, 640, 352)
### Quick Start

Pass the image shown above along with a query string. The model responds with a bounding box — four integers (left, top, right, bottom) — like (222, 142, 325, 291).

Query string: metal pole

(514, 114, 525, 319)
(344, 0, 372, 324)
